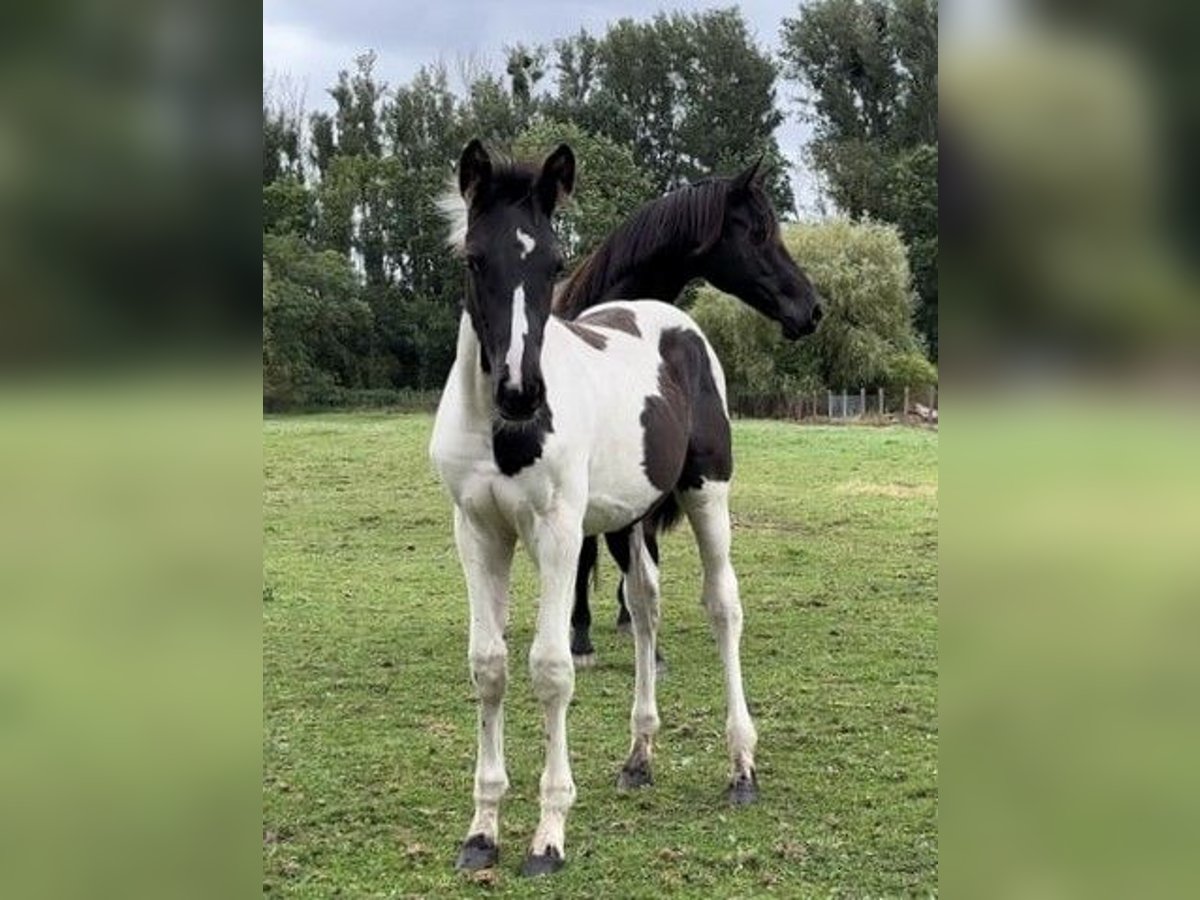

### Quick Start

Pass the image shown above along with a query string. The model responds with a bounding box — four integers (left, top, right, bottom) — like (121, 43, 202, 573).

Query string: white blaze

(516, 228, 536, 259)
(505, 283, 528, 389)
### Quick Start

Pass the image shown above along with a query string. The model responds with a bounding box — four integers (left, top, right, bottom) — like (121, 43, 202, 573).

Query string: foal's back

(540, 299, 731, 536)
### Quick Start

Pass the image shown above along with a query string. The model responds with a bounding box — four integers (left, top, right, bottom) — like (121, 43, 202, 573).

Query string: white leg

(453, 507, 516, 870)
(520, 506, 582, 875)
(680, 482, 759, 803)
(617, 523, 661, 788)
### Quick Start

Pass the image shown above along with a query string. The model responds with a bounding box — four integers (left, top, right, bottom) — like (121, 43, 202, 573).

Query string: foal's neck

(454, 313, 495, 421)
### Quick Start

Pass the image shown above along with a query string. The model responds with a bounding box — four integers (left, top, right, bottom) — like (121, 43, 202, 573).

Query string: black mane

(554, 177, 777, 317)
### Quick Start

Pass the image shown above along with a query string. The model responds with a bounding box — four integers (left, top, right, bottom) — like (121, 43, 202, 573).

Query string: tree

(513, 120, 654, 263)
(263, 234, 373, 408)
(690, 219, 935, 410)
(549, 9, 794, 211)
(781, 0, 938, 357)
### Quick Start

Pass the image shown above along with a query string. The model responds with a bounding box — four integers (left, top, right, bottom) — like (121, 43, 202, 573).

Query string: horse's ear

(732, 154, 765, 193)
(537, 143, 575, 213)
(458, 139, 492, 201)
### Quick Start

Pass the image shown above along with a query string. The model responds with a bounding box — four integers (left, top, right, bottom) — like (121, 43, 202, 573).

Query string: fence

(727, 386, 938, 425)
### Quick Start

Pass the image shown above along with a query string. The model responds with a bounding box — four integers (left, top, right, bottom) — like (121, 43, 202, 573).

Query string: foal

(430, 140, 806, 875)
(553, 166, 824, 665)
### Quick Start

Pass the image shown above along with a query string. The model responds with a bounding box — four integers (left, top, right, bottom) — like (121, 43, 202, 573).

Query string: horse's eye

(554, 257, 565, 275)
(466, 254, 484, 273)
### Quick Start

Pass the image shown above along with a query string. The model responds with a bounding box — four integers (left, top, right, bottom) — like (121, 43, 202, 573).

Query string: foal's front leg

(453, 508, 516, 871)
(521, 506, 583, 876)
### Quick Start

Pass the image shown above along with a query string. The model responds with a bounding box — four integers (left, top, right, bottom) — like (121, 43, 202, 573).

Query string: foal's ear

(732, 154, 765, 193)
(459, 139, 492, 201)
(537, 143, 575, 213)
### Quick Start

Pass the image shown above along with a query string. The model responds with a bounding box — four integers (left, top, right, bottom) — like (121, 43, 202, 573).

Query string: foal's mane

(554, 178, 777, 317)
(437, 156, 543, 253)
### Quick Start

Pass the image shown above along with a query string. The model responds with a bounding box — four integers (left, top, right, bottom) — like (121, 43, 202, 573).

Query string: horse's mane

(437, 157, 542, 254)
(553, 180, 729, 316)
(554, 177, 779, 317)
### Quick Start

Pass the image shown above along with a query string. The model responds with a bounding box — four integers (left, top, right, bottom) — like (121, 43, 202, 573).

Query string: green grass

(264, 414, 938, 898)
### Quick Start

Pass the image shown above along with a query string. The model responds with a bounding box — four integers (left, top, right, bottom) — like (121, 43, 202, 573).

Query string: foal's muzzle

(495, 376, 545, 421)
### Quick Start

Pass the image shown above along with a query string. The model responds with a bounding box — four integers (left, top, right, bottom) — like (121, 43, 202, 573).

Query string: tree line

(263, 2, 938, 410)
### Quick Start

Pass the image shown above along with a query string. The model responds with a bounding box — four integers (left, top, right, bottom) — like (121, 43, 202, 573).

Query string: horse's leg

(680, 481, 759, 804)
(615, 523, 661, 789)
(521, 506, 583, 876)
(614, 532, 655, 631)
(615, 568, 632, 633)
(570, 534, 597, 666)
(452, 507, 516, 870)
(610, 529, 666, 674)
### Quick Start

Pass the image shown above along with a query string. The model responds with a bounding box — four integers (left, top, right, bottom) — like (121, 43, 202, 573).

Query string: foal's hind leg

(680, 482, 759, 804)
(613, 523, 661, 789)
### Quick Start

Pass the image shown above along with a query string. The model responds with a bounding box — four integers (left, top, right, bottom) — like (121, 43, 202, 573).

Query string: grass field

(263, 414, 938, 898)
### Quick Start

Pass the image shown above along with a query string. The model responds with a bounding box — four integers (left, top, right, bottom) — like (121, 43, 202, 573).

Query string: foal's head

(456, 139, 574, 422)
(699, 160, 824, 340)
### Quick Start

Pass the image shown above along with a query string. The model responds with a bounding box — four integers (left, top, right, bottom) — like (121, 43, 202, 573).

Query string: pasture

(263, 413, 938, 897)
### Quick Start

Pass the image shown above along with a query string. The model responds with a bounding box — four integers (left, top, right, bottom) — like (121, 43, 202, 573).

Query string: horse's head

(698, 159, 824, 340)
(456, 139, 574, 422)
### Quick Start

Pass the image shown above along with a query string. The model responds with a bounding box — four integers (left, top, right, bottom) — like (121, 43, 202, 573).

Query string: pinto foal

(430, 140, 763, 875)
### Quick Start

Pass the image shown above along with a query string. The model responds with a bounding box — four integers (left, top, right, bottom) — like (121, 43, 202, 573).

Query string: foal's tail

(644, 492, 684, 537)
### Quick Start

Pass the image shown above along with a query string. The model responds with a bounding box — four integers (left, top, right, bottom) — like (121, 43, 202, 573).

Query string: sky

(263, 0, 822, 214)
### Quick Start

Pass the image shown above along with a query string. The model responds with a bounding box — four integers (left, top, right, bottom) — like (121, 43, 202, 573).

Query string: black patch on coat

(561, 320, 607, 350)
(641, 327, 732, 493)
(492, 404, 554, 475)
(577, 307, 642, 337)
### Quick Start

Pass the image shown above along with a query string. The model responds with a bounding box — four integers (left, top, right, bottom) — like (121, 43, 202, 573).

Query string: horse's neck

(602, 264, 695, 304)
(452, 313, 493, 421)
(566, 250, 700, 311)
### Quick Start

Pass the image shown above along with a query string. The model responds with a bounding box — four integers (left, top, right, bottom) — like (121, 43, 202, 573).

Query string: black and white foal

(431, 140, 761, 875)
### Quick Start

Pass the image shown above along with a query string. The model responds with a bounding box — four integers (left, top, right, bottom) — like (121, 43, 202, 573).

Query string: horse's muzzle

(782, 303, 822, 340)
(495, 376, 545, 421)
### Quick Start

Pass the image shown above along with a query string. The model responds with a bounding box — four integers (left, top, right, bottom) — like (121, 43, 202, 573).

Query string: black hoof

(570, 631, 594, 658)
(727, 770, 759, 806)
(617, 759, 653, 790)
(455, 834, 498, 871)
(520, 846, 564, 877)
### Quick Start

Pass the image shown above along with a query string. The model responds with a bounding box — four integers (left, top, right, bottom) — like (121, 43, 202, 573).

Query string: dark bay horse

(554, 164, 824, 666)
(430, 140, 821, 875)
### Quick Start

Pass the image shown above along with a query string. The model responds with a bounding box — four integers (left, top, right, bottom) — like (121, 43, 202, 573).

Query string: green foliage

(260, 7, 912, 408)
(550, 9, 794, 210)
(513, 120, 654, 262)
(263, 177, 314, 237)
(781, 0, 938, 356)
(691, 220, 935, 412)
(262, 234, 373, 410)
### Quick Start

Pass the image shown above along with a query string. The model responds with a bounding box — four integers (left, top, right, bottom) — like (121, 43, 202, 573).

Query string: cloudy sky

(263, 0, 822, 213)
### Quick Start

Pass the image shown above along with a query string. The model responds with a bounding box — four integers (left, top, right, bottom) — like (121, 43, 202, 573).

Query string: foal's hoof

(617, 759, 653, 790)
(520, 846, 564, 877)
(455, 834, 499, 871)
(572, 651, 597, 668)
(727, 771, 759, 806)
